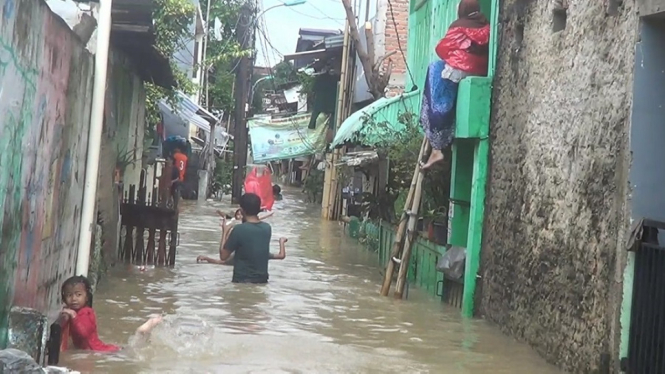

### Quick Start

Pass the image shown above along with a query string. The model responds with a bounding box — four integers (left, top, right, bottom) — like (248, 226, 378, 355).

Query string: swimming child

(272, 184, 283, 201)
(223, 208, 274, 226)
(59, 275, 163, 352)
(196, 199, 285, 266)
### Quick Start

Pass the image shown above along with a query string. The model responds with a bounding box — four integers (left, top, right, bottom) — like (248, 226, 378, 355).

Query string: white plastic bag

(436, 246, 466, 280)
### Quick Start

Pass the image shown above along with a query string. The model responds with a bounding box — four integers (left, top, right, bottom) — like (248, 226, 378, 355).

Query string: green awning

(331, 90, 421, 148)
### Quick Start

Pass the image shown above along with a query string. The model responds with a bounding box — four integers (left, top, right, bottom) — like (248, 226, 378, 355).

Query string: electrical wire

(386, 0, 416, 91)
(257, 21, 283, 62)
(282, 4, 346, 25)
(257, 18, 278, 91)
(307, 1, 347, 22)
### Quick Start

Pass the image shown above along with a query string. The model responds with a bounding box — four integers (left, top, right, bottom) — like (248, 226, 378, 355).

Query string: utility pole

(231, 2, 255, 202)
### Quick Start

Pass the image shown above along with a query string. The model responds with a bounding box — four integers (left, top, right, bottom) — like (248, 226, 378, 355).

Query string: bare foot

(420, 150, 444, 170)
(136, 315, 163, 334)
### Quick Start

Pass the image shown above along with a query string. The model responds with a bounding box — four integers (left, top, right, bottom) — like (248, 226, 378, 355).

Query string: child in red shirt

(59, 275, 162, 352)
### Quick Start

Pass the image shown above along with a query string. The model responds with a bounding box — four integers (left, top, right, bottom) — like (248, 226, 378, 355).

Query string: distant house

(162, 1, 211, 144)
(292, 28, 342, 69)
(173, 0, 206, 101)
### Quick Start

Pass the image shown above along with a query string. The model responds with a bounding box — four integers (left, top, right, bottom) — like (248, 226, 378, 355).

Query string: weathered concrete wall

(479, 1, 637, 372)
(0, 0, 147, 344)
(0, 0, 94, 343)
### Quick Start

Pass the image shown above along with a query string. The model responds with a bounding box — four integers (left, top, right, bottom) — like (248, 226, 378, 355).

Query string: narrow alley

(59, 189, 563, 374)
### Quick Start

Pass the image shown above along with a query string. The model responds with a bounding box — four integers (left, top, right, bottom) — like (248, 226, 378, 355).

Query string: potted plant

(426, 207, 448, 245)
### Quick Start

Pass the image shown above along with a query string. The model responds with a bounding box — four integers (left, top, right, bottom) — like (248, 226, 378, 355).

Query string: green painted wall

(619, 252, 635, 361)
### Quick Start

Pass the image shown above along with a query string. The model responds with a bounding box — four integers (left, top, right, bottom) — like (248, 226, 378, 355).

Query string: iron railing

(626, 219, 665, 373)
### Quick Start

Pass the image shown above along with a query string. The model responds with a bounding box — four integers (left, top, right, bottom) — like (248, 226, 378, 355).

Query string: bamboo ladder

(380, 138, 430, 298)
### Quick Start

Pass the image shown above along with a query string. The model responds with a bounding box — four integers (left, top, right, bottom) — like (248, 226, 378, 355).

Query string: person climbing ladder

(419, 0, 490, 170)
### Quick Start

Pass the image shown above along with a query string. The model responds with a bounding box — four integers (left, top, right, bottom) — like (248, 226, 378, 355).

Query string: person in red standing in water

(59, 275, 162, 352)
(419, 0, 490, 170)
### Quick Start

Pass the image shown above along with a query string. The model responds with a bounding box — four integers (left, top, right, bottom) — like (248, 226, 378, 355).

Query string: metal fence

(626, 219, 665, 373)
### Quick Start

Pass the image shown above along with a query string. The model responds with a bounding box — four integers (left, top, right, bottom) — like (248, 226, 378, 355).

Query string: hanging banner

(248, 113, 329, 163)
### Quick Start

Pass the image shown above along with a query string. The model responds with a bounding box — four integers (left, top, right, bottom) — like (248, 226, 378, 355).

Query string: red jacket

(435, 25, 490, 76)
(60, 307, 120, 352)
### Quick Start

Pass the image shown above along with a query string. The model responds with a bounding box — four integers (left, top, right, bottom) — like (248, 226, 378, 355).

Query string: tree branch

(341, 0, 384, 99)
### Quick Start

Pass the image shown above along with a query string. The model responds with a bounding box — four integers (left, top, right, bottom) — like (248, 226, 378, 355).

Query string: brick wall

(480, 0, 637, 372)
(381, 0, 408, 97)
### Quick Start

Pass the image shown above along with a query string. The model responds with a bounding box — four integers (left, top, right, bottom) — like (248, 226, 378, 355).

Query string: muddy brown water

(60, 190, 565, 374)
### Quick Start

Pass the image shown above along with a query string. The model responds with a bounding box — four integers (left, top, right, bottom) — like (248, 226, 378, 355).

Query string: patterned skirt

(420, 60, 463, 151)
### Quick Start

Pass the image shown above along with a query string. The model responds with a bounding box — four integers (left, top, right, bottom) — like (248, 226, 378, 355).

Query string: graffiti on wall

(0, 0, 93, 343)
(0, 1, 148, 347)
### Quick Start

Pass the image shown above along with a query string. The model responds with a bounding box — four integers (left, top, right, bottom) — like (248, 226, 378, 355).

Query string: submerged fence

(358, 220, 447, 299)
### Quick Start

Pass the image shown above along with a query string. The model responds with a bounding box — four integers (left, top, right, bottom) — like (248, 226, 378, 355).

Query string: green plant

(116, 146, 140, 174)
(211, 158, 233, 197)
(203, 0, 255, 113)
(356, 109, 452, 225)
(303, 168, 324, 204)
(145, 0, 197, 126)
(296, 70, 316, 98)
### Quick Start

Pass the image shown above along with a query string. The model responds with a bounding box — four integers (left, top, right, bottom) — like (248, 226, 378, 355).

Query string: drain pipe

(76, 0, 113, 277)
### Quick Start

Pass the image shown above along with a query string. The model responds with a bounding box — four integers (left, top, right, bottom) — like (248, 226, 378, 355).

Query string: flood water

(61, 189, 565, 374)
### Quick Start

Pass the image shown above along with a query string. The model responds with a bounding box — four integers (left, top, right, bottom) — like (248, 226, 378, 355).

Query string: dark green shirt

(225, 221, 272, 283)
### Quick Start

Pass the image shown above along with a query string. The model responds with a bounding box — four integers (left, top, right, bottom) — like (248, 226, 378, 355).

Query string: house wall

(95, 51, 147, 282)
(479, 0, 637, 372)
(0, 0, 147, 346)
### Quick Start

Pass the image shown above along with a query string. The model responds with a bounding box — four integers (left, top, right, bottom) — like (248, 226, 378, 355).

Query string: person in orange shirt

(172, 146, 188, 182)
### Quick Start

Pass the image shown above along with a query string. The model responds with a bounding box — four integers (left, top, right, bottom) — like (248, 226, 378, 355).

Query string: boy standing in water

(198, 193, 286, 283)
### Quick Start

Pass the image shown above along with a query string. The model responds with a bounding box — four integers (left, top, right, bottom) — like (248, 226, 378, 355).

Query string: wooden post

(380, 137, 427, 296)
(394, 141, 430, 299)
(157, 230, 167, 265)
(322, 16, 354, 220)
(321, 153, 334, 218)
(146, 229, 156, 265)
(231, 2, 254, 203)
(365, 22, 375, 69)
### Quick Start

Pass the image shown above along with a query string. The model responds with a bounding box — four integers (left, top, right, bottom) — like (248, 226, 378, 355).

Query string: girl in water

(59, 275, 163, 352)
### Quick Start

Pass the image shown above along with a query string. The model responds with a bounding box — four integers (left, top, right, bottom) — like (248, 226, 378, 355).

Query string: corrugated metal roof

(160, 91, 221, 133)
(299, 28, 342, 36)
(331, 90, 421, 148)
(77, 0, 175, 87)
(324, 35, 345, 50)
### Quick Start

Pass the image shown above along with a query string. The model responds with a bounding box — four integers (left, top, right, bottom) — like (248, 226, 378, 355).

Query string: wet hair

(272, 184, 281, 195)
(61, 275, 93, 307)
(233, 208, 248, 223)
(239, 193, 262, 216)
